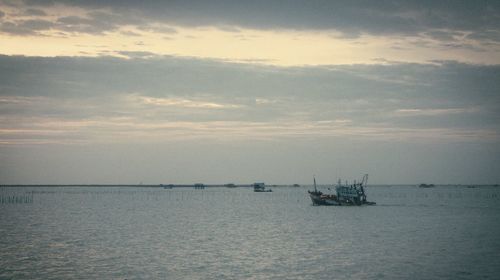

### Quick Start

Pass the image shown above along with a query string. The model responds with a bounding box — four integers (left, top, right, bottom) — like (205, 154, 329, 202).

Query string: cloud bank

(0, 55, 498, 146)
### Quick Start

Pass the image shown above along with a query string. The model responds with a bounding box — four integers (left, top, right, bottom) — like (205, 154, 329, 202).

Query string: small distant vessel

(161, 184, 174, 189)
(292, 184, 300, 187)
(253, 183, 272, 192)
(225, 183, 237, 188)
(308, 174, 375, 206)
(418, 183, 435, 188)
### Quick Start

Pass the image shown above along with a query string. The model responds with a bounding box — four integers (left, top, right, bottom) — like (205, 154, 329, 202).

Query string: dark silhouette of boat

(308, 174, 375, 206)
(253, 183, 272, 192)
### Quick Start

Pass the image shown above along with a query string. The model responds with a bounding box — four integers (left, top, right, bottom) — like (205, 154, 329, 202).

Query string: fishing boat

(253, 182, 272, 192)
(308, 174, 375, 206)
(418, 183, 435, 188)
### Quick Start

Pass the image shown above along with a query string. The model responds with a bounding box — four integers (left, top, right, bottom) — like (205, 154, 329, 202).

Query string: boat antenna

(362, 174, 368, 186)
(313, 175, 317, 192)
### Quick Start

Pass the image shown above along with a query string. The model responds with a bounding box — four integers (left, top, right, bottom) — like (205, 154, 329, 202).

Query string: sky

(0, 0, 499, 185)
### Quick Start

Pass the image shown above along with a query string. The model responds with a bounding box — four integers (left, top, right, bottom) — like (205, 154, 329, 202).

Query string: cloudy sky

(1, 0, 499, 185)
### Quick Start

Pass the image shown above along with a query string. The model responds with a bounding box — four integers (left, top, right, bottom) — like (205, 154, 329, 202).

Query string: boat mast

(313, 176, 318, 192)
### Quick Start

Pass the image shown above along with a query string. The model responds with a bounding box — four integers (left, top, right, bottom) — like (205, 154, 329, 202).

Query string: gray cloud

(56, 15, 112, 34)
(424, 30, 462, 42)
(0, 19, 54, 35)
(2, 0, 498, 52)
(54, 10, 144, 35)
(467, 30, 500, 43)
(17, 0, 500, 37)
(24, 8, 46, 16)
(0, 55, 498, 134)
(0, 4, 175, 36)
(120, 30, 140, 37)
(137, 24, 176, 34)
(117, 51, 158, 59)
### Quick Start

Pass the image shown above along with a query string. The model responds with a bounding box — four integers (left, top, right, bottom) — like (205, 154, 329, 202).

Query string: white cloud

(0, 95, 49, 104)
(395, 107, 479, 116)
(1, 114, 497, 146)
(135, 95, 243, 109)
(255, 98, 277, 105)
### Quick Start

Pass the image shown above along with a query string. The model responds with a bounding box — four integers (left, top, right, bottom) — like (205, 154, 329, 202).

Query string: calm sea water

(1, 185, 499, 279)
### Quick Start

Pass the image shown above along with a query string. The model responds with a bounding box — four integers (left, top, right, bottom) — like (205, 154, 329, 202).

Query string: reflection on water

(1, 186, 500, 279)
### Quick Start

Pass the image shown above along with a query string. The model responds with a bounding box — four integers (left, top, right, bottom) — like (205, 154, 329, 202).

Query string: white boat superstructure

(253, 182, 272, 192)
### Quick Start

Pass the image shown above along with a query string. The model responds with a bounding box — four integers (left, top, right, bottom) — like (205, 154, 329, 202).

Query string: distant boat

(418, 183, 435, 188)
(225, 183, 237, 188)
(292, 184, 300, 187)
(308, 174, 375, 206)
(161, 184, 174, 189)
(253, 183, 272, 192)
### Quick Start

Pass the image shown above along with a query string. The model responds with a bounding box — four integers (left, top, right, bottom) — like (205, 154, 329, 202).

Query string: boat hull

(309, 193, 341, 206)
(254, 189, 272, 192)
(309, 193, 375, 206)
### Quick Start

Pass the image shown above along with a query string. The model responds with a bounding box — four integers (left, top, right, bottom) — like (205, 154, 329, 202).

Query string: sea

(1, 185, 499, 279)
